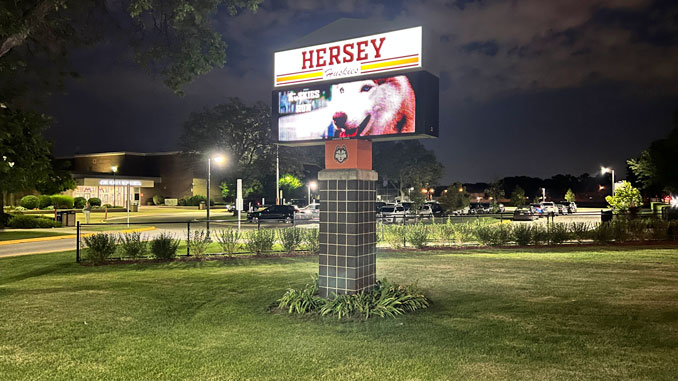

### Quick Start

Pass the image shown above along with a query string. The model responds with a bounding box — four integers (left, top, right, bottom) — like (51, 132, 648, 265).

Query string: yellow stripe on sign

(276, 71, 323, 83)
(361, 56, 419, 71)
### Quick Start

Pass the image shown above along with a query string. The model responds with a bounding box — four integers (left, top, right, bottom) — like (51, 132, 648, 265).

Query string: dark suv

(248, 205, 295, 223)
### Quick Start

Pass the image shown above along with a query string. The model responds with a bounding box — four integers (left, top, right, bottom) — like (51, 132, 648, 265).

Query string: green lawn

(1, 246, 677, 379)
(0, 231, 70, 241)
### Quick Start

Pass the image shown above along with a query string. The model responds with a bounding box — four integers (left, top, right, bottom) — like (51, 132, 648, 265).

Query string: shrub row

(7, 214, 62, 228)
(19, 195, 101, 210)
(82, 227, 320, 263)
(379, 219, 678, 248)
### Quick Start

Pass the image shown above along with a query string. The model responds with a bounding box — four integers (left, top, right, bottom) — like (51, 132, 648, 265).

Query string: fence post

(186, 221, 191, 257)
(76, 221, 80, 263)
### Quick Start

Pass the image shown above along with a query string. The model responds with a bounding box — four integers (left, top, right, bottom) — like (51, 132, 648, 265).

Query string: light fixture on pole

(207, 155, 225, 238)
(307, 181, 317, 205)
(601, 166, 615, 196)
(111, 166, 118, 206)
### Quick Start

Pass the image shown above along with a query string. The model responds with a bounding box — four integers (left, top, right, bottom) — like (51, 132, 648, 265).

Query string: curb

(0, 226, 156, 246)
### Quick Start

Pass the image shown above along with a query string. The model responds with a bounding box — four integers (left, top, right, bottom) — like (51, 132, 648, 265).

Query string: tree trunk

(0, 0, 58, 59)
(0, 190, 5, 229)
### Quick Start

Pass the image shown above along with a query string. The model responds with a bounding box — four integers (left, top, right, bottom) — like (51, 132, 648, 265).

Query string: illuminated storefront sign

(99, 179, 143, 186)
(274, 27, 422, 87)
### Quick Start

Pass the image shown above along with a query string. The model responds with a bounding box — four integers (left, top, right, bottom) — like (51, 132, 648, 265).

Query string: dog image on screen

(328, 75, 415, 138)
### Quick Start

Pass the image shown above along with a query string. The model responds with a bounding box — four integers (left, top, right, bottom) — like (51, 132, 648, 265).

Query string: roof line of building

(57, 151, 183, 159)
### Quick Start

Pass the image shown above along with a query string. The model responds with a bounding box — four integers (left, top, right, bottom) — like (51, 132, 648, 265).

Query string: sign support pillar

(319, 140, 377, 298)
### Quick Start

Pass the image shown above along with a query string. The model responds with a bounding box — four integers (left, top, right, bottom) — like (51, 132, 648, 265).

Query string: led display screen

(272, 70, 439, 145)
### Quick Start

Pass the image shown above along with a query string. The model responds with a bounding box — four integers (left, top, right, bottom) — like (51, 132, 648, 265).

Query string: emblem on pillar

(333, 145, 348, 164)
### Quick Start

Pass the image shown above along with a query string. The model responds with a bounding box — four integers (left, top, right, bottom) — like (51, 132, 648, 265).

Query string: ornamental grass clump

(150, 233, 180, 259)
(512, 223, 532, 246)
(278, 227, 304, 253)
(547, 223, 570, 245)
(188, 230, 210, 257)
(405, 223, 430, 249)
(245, 229, 275, 255)
(383, 224, 406, 249)
(302, 228, 320, 253)
(215, 228, 241, 256)
(275, 276, 430, 320)
(118, 232, 147, 258)
(83, 233, 117, 264)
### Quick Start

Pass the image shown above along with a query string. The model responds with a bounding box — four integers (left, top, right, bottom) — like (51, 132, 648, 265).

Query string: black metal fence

(75, 217, 318, 263)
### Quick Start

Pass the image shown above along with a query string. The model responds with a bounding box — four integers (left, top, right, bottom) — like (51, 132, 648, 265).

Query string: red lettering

(315, 48, 327, 67)
(302, 50, 314, 69)
(328, 46, 341, 65)
(342, 43, 354, 63)
(356, 41, 368, 61)
(370, 37, 386, 58)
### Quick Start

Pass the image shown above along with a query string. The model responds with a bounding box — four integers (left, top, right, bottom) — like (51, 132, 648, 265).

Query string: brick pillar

(318, 169, 377, 298)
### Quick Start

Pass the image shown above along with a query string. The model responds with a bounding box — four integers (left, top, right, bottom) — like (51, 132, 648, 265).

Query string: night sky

(46, 0, 678, 183)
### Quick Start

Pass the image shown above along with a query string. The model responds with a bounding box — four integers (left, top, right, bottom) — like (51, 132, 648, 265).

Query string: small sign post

(236, 179, 243, 232)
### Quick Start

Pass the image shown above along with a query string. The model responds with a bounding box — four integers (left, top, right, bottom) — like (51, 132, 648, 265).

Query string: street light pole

(207, 157, 211, 238)
(111, 166, 118, 207)
(601, 166, 615, 196)
(276, 145, 280, 205)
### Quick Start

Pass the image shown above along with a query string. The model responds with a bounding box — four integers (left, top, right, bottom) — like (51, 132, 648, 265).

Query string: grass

(1, 246, 677, 379)
(0, 231, 70, 241)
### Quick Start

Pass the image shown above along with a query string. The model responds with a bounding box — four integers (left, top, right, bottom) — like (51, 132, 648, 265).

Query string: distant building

(59, 152, 221, 206)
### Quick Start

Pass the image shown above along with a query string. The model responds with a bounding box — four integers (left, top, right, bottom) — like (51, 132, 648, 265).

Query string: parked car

(530, 203, 544, 217)
(296, 203, 319, 220)
(495, 203, 506, 213)
(416, 204, 434, 219)
(378, 204, 406, 222)
(247, 205, 296, 223)
(426, 201, 446, 217)
(469, 202, 491, 214)
(513, 206, 538, 221)
(559, 201, 577, 213)
(540, 201, 558, 215)
(556, 203, 568, 215)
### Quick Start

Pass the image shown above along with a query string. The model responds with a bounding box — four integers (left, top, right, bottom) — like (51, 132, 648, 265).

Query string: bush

(103, 203, 113, 208)
(179, 195, 213, 207)
(88, 197, 102, 207)
(150, 233, 180, 259)
(592, 222, 615, 244)
(50, 195, 74, 209)
(83, 233, 117, 264)
(38, 195, 52, 209)
(476, 224, 512, 246)
(406, 223, 430, 249)
(118, 232, 147, 258)
(20, 195, 39, 209)
(8, 214, 60, 228)
(216, 228, 241, 256)
(569, 222, 592, 243)
(153, 194, 165, 205)
(547, 223, 570, 245)
(531, 224, 549, 245)
(187, 230, 210, 257)
(512, 223, 532, 246)
(610, 220, 631, 243)
(278, 227, 304, 253)
(303, 228, 320, 253)
(245, 229, 276, 255)
(277, 276, 430, 320)
(73, 197, 87, 209)
(649, 219, 669, 241)
(382, 224, 406, 249)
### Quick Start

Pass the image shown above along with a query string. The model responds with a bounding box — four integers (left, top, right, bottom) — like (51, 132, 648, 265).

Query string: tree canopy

(373, 141, 444, 199)
(628, 110, 678, 194)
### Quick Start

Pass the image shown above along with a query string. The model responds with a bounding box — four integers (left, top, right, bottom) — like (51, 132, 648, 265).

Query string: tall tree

(564, 188, 576, 203)
(0, 108, 53, 227)
(439, 182, 471, 212)
(510, 185, 527, 206)
(0, 1, 262, 96)
(373, 141, 444, 199)
(628, 110, 678, 194)
(484, 180, 505, 206)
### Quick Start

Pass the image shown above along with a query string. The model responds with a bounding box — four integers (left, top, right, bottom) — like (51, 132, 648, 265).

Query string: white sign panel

(99, 179, 142, 186)
(274, 26, 422, 87)
(236, 179, 243, 210)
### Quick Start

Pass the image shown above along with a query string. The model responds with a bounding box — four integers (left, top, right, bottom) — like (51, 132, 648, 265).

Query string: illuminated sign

(274, 27, 422, 87)
(99, 179, 143, 186)
(273, 71, 438, 145)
